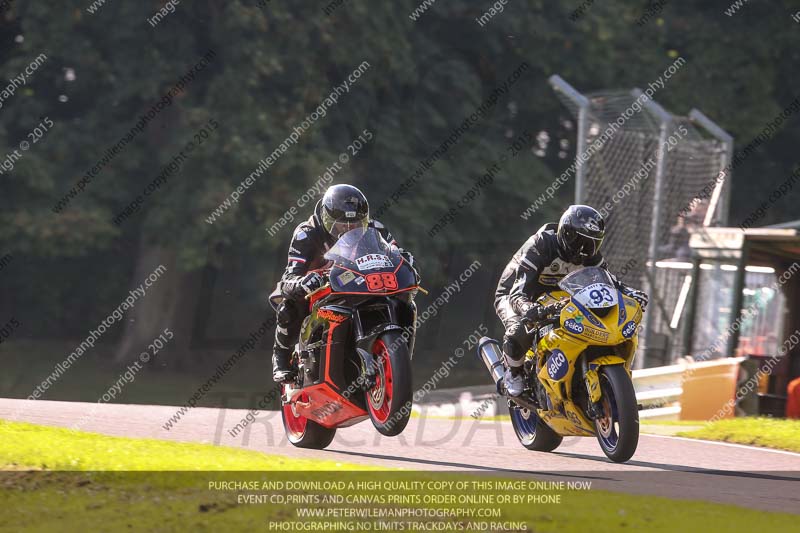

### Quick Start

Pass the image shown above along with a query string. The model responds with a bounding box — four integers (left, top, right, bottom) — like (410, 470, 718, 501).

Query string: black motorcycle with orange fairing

(280, 227, 420, 449)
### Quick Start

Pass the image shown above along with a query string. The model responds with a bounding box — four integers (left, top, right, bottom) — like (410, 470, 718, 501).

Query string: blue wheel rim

(596, 374, 620, 451)
(510, 406, 538, 444)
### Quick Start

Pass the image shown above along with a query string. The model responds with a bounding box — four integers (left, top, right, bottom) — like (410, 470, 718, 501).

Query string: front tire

(594, 365, 639, 463)
(281, 387, 337, 449)
(366, 332, 413, 436)
(509, 404, 563, 452)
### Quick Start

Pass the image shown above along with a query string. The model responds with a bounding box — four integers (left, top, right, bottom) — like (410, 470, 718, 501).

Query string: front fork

(355, 347, 378, 391)
(581, 357, 604, 420)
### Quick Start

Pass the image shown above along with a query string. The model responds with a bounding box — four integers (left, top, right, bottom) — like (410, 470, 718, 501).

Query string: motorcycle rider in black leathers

(495, 205, 649, 396)
(271, 184, 416, 383)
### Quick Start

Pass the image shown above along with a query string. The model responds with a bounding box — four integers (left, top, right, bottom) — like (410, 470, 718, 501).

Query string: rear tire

(594, 365, 639, 463)
(509, 403, 563, 452)
(281, 387, 337, 449)
(366, 331, 413, 436)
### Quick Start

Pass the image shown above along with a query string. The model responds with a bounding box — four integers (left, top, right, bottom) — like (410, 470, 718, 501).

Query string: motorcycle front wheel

(366, 331, 413, 436)
(594, 364, 639, 463)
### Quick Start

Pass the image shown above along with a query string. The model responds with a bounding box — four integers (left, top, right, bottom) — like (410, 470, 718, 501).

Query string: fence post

(689, 109, 734, 227)
(548, 75, 590, 204)
(633, 88, 672, 368)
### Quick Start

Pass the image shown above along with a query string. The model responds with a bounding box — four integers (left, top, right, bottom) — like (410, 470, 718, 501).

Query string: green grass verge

(640, 419, 706, 426)
(3, 471, 798, 533)
(676, 417, 800, 453)
(0, 420, 367, 471)
(0, 421, 798, 532)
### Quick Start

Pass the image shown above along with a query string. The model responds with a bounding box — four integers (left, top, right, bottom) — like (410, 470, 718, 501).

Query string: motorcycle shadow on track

(322, 448, 615, 482)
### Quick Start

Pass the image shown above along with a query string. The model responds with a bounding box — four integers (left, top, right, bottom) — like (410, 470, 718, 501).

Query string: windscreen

(558, 266, 618, 309)
(324, 227, 401, 272)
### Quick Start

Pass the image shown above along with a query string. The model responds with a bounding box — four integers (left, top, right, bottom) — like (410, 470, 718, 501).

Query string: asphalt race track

(2, 398, 799, 514)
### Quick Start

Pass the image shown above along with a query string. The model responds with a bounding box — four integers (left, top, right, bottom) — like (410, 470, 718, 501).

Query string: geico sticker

(355, 254, 393, 271)
(564, 318, 584, 335)
(622, 321, 637, 338)
(547, 349, 569, 380)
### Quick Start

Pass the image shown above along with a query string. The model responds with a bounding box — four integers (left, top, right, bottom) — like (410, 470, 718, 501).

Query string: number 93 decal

(575, 283, 618, 309)
(589, 287, 613, 306)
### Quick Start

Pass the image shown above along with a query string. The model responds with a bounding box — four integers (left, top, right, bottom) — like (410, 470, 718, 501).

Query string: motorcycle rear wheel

(366, 331, 413, 436)
(509, 403, 563, 452)
(281, 387, 337, 449)
(594, 364, 639, 463)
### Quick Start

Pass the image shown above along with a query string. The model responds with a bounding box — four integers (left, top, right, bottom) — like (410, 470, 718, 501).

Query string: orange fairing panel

(293, 382, 368, 428)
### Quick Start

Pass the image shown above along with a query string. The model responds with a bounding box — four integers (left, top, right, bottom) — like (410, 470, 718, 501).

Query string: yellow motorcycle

(478, 266, 642, 463)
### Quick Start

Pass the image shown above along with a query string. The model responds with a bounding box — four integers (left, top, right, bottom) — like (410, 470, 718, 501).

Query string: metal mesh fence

(551, 82, 731, 366)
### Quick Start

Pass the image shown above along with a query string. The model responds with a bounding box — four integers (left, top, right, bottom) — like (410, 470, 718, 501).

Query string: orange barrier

(679, 357, 745, 421)
(787, 376, 800, 419)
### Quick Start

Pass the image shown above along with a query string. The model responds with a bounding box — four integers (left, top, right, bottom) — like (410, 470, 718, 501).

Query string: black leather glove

(402, 251, 421, 282)
(298, 271, 325, 295)
(522, 301, 564, 322)
(394, 246, 419, 282)
(393, 246, 415, 269)
(543, 301, 566, 318)
(625, 288, 649, 310)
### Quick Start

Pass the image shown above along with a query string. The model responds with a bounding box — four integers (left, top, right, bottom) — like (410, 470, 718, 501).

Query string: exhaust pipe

(476, 337, 506, 395)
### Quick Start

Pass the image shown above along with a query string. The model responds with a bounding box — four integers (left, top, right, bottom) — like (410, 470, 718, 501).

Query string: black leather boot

(272, 348, 296, 383)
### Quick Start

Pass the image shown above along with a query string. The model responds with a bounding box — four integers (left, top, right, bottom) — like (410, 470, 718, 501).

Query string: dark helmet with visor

(317, 184, 369, 239)
(556, 205, 605, 263)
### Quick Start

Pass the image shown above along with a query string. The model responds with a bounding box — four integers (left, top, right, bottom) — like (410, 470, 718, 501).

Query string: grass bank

(0, 421, 797, 532)
(675, 417, 800, 453)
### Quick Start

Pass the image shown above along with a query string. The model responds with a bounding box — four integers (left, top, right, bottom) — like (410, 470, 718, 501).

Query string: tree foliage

(0, 0, 797, 349)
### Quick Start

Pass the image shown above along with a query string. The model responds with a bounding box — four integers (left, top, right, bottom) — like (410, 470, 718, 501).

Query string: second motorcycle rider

(495, 204, 649, 396)
(270, 184, 417, 383)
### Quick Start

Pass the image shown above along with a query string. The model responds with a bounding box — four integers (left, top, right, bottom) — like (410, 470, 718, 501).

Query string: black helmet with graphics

(316, 184, 369, 239)
(556, 205, 605, 263)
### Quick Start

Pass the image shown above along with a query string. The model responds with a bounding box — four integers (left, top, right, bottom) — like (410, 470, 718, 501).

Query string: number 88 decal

(366, 273, 398, 292)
